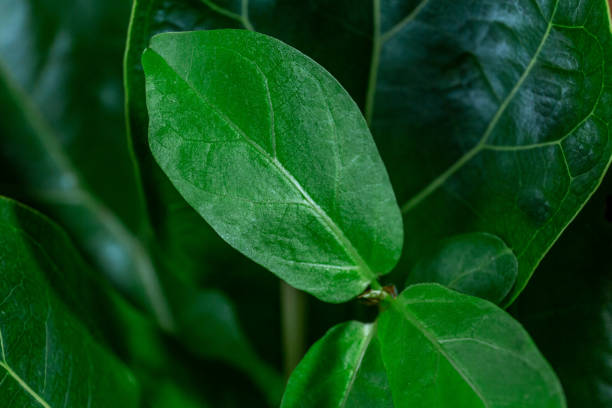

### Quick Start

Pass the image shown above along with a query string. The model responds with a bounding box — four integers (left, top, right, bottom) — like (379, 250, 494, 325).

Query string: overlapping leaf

(126, 0, 612, 304)
(283, 284, 565, 408)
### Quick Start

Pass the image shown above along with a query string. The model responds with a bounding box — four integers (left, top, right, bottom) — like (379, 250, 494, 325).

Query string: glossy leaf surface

(124, 0, 374, 290)
(0, 197, 139, 407)
(283, 284, 565, 408)
(127, 0, 612, 304)
(377, 0, 612, 303)
(281, 321, 392, 408)
(406, 232, 517, 304)
(143, 30, 403, 302)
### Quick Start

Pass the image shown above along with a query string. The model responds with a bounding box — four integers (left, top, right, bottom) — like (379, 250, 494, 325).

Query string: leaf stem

(281, 281, 307, 379)
(364, 0, 381, 125)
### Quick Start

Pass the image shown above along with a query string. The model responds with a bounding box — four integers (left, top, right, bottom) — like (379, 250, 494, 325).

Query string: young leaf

(143, 30, 403, 302)
(0, 197, 139, 407)
(406, 232, 518, 304)
(283, 284, 565, 407)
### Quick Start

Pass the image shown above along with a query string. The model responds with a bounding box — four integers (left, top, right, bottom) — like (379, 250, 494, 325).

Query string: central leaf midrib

(0, 328, 52, 408)
(150, 49, 377, 280)
(390, 299, 490, 407)
(339, 323, 377, 407)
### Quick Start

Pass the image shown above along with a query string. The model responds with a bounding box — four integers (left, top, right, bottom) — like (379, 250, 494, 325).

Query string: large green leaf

(0, 197, 140, 407)
(142, 30, 403, 303)
(283, 284, 565, 408)
(511, 171, 612, 407)
(126, 0, 612, 304)
(124, 0, 374, 286)
(372, 0, 612, 304)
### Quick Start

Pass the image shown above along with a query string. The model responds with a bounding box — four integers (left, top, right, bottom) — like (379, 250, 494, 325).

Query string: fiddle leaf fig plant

(1, 0, 612, 406)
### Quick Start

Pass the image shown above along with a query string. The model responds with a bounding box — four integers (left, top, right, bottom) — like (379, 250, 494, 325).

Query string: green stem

(281, 281, 307, 379)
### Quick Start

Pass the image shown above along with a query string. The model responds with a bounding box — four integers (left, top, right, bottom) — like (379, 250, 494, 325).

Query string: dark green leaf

(511, 171, 612, 407)
(143, 30, 403, 302)
(0, 197, 139, 407)
(283, 284, 565, 407)
(150, 381, 209, 408)
(406, 232, 517, 304)
(373, 0, 612, 304)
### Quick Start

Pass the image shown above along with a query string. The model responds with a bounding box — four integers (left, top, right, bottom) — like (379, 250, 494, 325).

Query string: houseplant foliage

(0, 0, 611, 407)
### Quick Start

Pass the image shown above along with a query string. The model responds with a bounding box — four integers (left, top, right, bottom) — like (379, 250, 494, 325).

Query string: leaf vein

(150, 49, 377, 281)
(401, 0, 561, 213)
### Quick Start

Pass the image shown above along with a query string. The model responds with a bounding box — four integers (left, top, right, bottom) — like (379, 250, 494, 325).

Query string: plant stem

(281, 281, 307, 379)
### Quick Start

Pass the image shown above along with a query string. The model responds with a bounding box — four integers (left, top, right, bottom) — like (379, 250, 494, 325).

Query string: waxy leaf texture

(143, 30, 403, 302)
(283, 284, 565, 408)
(127, 0, 612, 305)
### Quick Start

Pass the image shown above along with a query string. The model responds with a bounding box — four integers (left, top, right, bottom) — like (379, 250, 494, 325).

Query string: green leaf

(281, 321, 392, 408)
(125, 0, 612, 304)
(406, 232, 517, 304)
(283, 284, 565, 407)
(0, 197, 140, 407)
(511, 171, 612, 407)
(142, 30, 403, 302)
(371, 0, 612, 304)
(124, 2, 374, 290)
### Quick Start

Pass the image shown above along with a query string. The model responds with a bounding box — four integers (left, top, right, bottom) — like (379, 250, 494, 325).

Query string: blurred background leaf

(0, 0, 284, 405)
